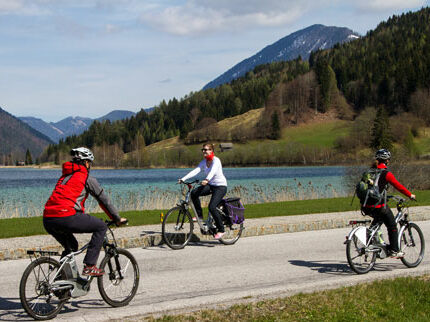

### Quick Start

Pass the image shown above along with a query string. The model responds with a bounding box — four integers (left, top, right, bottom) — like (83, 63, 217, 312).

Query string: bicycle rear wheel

(19, 257, 66, 320)
(98, 248, 140, 307)
(219, 222, 243, 245)
(162, 206, 193, 249)
(399, 222, 425, 268)
(346, 230, 376, 274)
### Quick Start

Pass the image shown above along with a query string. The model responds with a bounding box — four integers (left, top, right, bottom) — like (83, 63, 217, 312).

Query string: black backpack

(355, 168, 387, 207)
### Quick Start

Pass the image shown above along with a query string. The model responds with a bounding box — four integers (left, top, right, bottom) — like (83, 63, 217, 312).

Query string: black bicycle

(345, 195, 425, 274)
(19, 220, 140, 320)
(162, 180, 245, 249)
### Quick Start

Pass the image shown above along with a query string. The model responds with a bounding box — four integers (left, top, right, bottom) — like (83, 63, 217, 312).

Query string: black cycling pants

(43, 214, 107, 266)
(191, 185, 227, 232)
(363, 206, 399, 252)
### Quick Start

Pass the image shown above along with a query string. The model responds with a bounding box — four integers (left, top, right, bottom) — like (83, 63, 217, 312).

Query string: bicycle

(19, 220, 140, 320)
(345, 195, 425, 274)
(161, 180, 244, 250)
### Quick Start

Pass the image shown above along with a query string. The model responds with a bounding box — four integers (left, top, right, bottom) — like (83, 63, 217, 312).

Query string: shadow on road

(289, 259, 402, 275)
(289, 260, 353, 274)
(143, 232, 219, 250)
(0, 297, 31, 321)
(0, 296, 112, 321)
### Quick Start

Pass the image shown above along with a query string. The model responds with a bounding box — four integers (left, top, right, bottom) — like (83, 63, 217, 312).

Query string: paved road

(1, 222, 429, 321)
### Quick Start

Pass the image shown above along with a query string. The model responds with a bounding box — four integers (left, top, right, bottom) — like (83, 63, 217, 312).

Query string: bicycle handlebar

(387, 195, 405, 203)
(178, 179, 200, 185)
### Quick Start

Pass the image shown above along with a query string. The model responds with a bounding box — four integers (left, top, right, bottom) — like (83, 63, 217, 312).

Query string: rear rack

(27, 250, 60, 256)
(349, 220, 371, 226)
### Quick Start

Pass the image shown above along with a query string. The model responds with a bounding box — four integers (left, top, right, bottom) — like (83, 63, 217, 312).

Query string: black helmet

(375, 149, 391, 161)
(70, 147, 94, 162)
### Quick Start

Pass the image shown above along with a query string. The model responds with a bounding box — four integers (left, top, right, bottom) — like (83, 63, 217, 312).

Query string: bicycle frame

(179, 181, 220, 234)
(44, 222, 121, 298)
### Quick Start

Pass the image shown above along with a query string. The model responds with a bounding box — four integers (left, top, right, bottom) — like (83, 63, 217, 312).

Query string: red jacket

(44, 162, 89, 217)
(44, 162, 120, 221)
(367, 163, 411, 208)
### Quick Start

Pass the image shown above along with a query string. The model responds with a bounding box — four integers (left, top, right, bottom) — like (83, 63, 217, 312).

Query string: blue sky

(0, 0, 428, 122)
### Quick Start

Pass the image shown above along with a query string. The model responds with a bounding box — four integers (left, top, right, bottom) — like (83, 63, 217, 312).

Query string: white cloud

(139, 1, 311, 36)
(0, 0, 23, 12)
(356, 0, 427, 11)
(137, 0, 429, 36)
(0, 0, 47, 15)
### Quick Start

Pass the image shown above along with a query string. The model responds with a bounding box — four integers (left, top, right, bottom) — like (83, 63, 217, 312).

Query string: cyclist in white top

(179, 143, 227, 239)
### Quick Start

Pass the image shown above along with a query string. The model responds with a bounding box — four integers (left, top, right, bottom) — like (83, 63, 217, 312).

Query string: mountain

(0, 107, 53, 162)
(52, 116, 93, 137)
(20, 110, 136, 142)
(96, 110, 136, 122)
(19, 117, 65, 143)
(203, 24, 359, 90)
(45, 7, 430, 167)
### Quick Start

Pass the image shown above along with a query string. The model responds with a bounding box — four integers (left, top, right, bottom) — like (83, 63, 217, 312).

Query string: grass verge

(134, 275, 430, 322)
(1, 190, 430, 239)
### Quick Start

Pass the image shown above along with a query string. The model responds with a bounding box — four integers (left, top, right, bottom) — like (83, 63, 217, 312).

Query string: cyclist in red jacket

(43, 147, 126, 276)
(362, 149, 416, 258)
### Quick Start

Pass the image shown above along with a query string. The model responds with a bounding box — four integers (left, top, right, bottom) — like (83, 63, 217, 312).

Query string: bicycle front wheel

(162, 206, 193, 249)
(19, 257, 66, 320)
(219, 222, 243, 245)
(98, 248, 140, 307)
(400, 222, 425, 268)
(346, 230, 376, 274)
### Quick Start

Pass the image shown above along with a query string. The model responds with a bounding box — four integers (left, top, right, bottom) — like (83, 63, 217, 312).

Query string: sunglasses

(201, 148, 212, 152)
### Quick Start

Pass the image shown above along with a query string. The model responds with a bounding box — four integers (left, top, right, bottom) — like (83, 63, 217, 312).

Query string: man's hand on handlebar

(177, 179, 183, 184)
(201, 179, 209, 186)
(410, 194, 416, 201)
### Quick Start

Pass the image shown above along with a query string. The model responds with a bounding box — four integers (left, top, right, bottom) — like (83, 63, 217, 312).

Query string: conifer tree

(25, 149, 33, 165)
(371, 106, 393, 150)
(270, 111, 281, 140)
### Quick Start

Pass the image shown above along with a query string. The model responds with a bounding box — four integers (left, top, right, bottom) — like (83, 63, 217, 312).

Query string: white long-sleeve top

(181, 156, 227, 187)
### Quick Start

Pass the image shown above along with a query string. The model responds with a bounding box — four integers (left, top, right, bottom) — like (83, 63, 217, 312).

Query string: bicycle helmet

(375, 149, 391, 161)
(70, 147, 94, 162)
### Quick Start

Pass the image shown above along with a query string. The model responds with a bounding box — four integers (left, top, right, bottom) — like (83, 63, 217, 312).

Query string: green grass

(1, 190, 430, 239)
(137, 275, 430, 321)
(415, 128, 430, 155)
(281, 120, 351, 147)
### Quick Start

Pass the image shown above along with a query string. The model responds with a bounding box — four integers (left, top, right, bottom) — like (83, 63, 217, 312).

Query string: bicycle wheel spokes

(20, 257, 65, 320)
(400, 223, 425, 268)
(98, 248, 139, 307)
(219, 223, 243, 245)
(162, 206, 193, 249)
(346, 234, 376, 274)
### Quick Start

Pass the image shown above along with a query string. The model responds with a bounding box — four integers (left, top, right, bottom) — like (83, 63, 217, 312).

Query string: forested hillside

(44, 7, 430, 166)
(0, 107, 53, 164)
(310, 7, 430, 114)
(46, 58, 309, 162)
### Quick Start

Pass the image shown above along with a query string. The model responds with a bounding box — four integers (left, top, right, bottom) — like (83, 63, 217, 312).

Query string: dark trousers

(191, 185, 227, 232)
(363, 206, 399, 252)
(43, 214, 107, 266)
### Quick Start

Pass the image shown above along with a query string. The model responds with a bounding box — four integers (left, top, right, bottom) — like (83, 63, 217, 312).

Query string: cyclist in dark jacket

(362, 149, 416, 258)
(43, 147, 126, 276)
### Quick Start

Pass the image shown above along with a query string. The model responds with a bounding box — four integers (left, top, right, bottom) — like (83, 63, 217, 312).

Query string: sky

(0, 0, 429, 122)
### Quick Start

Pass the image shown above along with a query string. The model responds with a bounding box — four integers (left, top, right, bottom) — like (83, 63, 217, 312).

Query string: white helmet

(375, 149, 391, 161)
(70, 147, 94, 162)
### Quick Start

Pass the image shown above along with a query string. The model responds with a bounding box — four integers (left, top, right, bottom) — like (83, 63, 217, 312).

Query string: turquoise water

(0, 167, 347, 218)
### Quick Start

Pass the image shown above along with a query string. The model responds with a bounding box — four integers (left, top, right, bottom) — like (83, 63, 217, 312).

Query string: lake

(0, 166, 348, 218)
